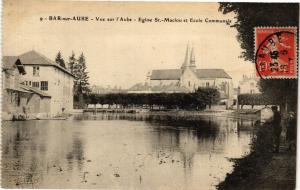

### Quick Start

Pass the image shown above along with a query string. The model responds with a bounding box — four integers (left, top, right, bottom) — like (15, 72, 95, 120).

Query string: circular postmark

(255, 30, 296, 79)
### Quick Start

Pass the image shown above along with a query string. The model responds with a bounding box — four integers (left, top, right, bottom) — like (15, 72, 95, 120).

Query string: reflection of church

(148, 44, 233, 99)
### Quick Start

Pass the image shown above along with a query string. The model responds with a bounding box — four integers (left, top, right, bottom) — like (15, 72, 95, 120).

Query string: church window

(188, 81, 191, 87)
(206, 82, 210, 87)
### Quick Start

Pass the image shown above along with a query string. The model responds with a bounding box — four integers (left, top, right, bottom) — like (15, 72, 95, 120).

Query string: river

(1, 113, 255, 189)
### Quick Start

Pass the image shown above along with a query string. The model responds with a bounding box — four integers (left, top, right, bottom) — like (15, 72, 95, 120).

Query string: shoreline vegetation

(4, 107, 260, 121)
(217, 122, 296, 190)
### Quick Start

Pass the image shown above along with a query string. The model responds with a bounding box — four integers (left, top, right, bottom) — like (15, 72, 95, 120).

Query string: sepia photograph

(1, 1, 299, 189)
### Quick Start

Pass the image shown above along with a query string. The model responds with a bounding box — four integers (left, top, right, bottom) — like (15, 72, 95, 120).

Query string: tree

(195, 87, 220, 109)
(73, 53, 91, 95)
(68, 51, 76, 73)
(219, 3, 299, 112)
(87, 89, 220, 111)
(55, 51, 66, 68)
(259, 79, 297, 111)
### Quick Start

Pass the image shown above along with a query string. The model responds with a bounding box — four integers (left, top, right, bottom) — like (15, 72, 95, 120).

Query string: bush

(87, 87, 220, 110)
(238, 93, 275, 106)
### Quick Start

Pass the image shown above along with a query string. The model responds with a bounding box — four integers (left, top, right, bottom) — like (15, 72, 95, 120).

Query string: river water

(2, 113, 255, 189)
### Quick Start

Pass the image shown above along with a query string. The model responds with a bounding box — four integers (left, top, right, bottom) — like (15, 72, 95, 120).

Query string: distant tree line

(238, 93, 276, 109)
(55, 51, 91, 108)
(88, 87, 220, 110)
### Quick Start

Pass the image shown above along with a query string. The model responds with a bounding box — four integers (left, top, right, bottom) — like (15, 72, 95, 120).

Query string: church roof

(195, 69, 232, 79)
(151, 69, 182, 80)
(15, 50, 74, 77)
(150, 69, 231, 80)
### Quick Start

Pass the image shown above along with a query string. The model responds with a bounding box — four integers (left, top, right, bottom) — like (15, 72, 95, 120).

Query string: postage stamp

(255, 27, 297, 79)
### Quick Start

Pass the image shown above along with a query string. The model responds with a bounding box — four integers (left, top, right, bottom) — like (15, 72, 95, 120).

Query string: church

(148, 44, 233, 99)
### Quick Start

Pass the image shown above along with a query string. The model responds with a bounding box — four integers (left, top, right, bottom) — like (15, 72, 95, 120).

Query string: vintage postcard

(1, 1, 299, 189)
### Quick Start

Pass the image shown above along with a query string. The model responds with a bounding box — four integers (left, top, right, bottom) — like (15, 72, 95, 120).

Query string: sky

(3, 0, 256, 88)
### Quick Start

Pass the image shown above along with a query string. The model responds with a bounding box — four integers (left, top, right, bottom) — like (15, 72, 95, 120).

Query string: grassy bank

(217, 122, 296, 190)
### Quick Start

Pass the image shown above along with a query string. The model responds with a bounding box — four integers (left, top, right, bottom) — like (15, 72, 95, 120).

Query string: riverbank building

(2, 57, 51, 120)
(4, 50, 75, 116)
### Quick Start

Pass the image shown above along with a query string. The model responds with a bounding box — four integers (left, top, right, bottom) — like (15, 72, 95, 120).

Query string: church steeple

(189, 46, 196, 71)
(181, 43, 190, 70)
(181, 43, 197, 72)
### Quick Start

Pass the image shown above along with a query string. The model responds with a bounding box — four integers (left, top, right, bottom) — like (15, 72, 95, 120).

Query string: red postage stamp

(255, 27, 297, 78)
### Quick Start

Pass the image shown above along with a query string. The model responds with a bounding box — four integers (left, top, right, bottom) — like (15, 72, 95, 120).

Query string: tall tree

(219, 3, 299, 111)
(74, 52, 90, 95)
(68, 51, 76, 73)
(55, 51, 66, 68)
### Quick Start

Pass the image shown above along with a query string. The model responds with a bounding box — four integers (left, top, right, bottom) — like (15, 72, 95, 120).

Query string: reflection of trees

(236, 118, 256, 140)
(178, 128, 197, 183)
(12, 127, 23, 159)
(66, 135, 85, 171)
(145, 117, 221, 182)
(2, 122, 47, 188)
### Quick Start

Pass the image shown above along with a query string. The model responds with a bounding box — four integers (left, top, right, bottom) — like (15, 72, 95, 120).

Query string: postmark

(255, 27, 297, 79)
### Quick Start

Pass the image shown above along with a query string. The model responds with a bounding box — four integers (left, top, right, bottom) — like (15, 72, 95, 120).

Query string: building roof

(195, 69, 232, 79)
(3, 56, 18, 69)
(16, 50, 75, 77)
(20, 84, 51, 97)
(3, 56, 26, 75)
(6, 86, 32, 93)
(150, 68, 231, 80)
(128, 83, 150, 91)
(151, 69, 182, 80)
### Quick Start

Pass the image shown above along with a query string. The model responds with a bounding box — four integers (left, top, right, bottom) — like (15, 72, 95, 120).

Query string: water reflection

(2, 113, 255, 189)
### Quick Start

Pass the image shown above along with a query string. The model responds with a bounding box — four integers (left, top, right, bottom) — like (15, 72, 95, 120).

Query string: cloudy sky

(3, 0, 255, 88)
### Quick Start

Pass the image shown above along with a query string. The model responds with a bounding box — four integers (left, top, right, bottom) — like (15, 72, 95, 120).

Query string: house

(5, 50, 75, 116)
(19, 84, 51, 117)
(238, 74, 260, 94)
(147, 44, 233, 99)
(2, 57, 51, 120)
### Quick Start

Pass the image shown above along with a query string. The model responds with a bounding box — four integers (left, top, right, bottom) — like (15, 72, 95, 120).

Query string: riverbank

(2, 112, 71, 121)
(217, 123, 296, 190)
(83, 108, 259, 119)
(4, 106, 261, 121)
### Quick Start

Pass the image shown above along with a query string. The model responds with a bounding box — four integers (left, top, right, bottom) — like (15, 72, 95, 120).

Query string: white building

(238, 74, 260, 94)
(11, 50, 75, 115)
(148, 44, 233, 99)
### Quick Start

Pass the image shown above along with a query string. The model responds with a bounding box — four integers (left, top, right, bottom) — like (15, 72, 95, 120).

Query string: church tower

(181, 43, 197, 74)
(189, 47, 196, 72)
(181, 44, 190, 72)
